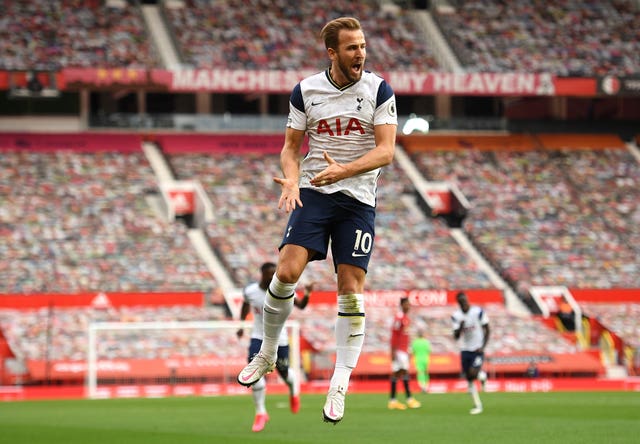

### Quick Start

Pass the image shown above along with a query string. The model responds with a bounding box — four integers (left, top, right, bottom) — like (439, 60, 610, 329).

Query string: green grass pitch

(1, 391, 638, 444)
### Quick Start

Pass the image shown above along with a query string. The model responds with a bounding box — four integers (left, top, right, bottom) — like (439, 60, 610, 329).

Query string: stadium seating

(580, 302, 639, 350)
(1, 132, 634, 381)
(408, 137, 640, 297)
(434, 0, 640, 76)
(166, 150, 494, 291)
(0, 149, 216, 294)
(161, 0, 439, 72)
(1, 0, 638, 77)
(0, 0, 160, 70)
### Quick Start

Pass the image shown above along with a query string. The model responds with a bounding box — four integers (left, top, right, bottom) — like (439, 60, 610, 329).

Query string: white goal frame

(86, 320, 301, 399)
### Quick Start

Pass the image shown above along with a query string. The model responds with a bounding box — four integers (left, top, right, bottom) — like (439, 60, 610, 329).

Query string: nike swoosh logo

(241, 369, 258, 382)
(329, 401, 336, 417)
(311, 101, 323, 106)
(351, 252, 367, 257)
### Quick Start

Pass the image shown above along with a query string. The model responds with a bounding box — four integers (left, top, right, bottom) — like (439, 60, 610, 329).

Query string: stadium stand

(404, 134, 640, 300)
(0, 142, 216, 294)
(0, 0, 160, 70)
(0, 130, 630, 383)
(580, 302, 639, 371)
(161, 0, 439, 72)
(165, 148, 494, 291)
(0, 0, 638, 78)
(434, 0, 640, 76)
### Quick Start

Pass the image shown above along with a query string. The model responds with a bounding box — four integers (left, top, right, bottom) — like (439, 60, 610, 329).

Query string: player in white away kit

(237, 16, 397, 425)
(237, 262, 311, 432)
(451, 291, 490, 414)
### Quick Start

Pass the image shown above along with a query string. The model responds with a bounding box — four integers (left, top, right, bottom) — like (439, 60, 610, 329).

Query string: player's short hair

(400, 297, 409, 305)
(320, 17, 362, 50)
(260, 262, 276, 273)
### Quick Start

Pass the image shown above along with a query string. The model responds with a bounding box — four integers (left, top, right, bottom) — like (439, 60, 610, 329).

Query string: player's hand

(236, 328, 244, 339)
(273, 176, 302, 212)
(305, 281, 315, 294)
(310, 151, 347, 187)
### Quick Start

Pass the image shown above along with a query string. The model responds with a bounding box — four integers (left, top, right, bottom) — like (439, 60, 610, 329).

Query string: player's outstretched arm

(274, 127, 306, 212)
(236, 301, 251, 338)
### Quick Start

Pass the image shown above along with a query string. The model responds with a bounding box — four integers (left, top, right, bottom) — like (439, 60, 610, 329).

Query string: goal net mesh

(86, 320, 300, 399)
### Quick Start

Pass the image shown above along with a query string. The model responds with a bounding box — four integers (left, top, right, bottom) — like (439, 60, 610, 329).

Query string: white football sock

(260, 275, 296, 359)
(284, 369, 297, 396)
(252, 377, 267, 414)
(469, 381, 482, 408)
(330, 294, 365, 390)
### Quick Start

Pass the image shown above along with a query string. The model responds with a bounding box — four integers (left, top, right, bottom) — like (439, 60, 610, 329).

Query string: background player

(451, 291, 490, 414)
(389, 297, 421, 410)
(237, 262, 312, 432)
(411, 327, 432, 393)
(237, 16, 397, 425)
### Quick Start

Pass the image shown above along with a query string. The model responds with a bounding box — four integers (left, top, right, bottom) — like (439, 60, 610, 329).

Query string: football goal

(86, 320, 301, 399)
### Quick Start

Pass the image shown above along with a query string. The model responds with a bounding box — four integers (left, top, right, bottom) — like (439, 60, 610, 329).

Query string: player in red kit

(388, 297, 421, 410)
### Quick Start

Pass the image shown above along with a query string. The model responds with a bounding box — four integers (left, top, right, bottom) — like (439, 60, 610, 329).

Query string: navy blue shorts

(460, 350, 484, 374)
(248, 338, 290, 376)
(279, 188, 376, 272)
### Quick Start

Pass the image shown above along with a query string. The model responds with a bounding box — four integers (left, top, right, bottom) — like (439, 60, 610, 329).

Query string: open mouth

(352, 63, 362, 75)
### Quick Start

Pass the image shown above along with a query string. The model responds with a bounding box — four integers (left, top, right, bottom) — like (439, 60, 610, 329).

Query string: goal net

(86, 320, 300, 399)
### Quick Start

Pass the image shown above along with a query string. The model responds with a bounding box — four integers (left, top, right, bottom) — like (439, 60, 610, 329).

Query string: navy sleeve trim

(376, 80, 394, 108)
(290, 83, 304, 113)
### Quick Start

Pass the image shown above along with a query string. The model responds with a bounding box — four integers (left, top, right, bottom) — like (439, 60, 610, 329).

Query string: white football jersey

(242, 282, 288, 345)
(287, 69, 397, 207)
(451, 305, 489, 351)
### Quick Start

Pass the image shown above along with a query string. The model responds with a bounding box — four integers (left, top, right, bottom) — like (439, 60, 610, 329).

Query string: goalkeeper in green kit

(411, 328, 432, 393)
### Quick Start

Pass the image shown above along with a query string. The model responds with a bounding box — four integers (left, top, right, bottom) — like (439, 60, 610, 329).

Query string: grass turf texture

(0, 391, 638, 444)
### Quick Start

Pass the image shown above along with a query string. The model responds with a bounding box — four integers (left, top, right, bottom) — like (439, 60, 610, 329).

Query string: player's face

(457, 294, 470, 312)
(331, 29, 366, 85)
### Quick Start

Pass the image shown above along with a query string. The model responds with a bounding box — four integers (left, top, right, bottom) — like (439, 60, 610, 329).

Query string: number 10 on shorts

(353, 229, 372, 256)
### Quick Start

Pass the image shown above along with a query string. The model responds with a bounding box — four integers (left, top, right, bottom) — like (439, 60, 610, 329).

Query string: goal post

(86, 320, 301, 399)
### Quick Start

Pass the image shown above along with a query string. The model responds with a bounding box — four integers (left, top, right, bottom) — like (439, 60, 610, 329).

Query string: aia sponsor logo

(317, 118, 365, 136)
